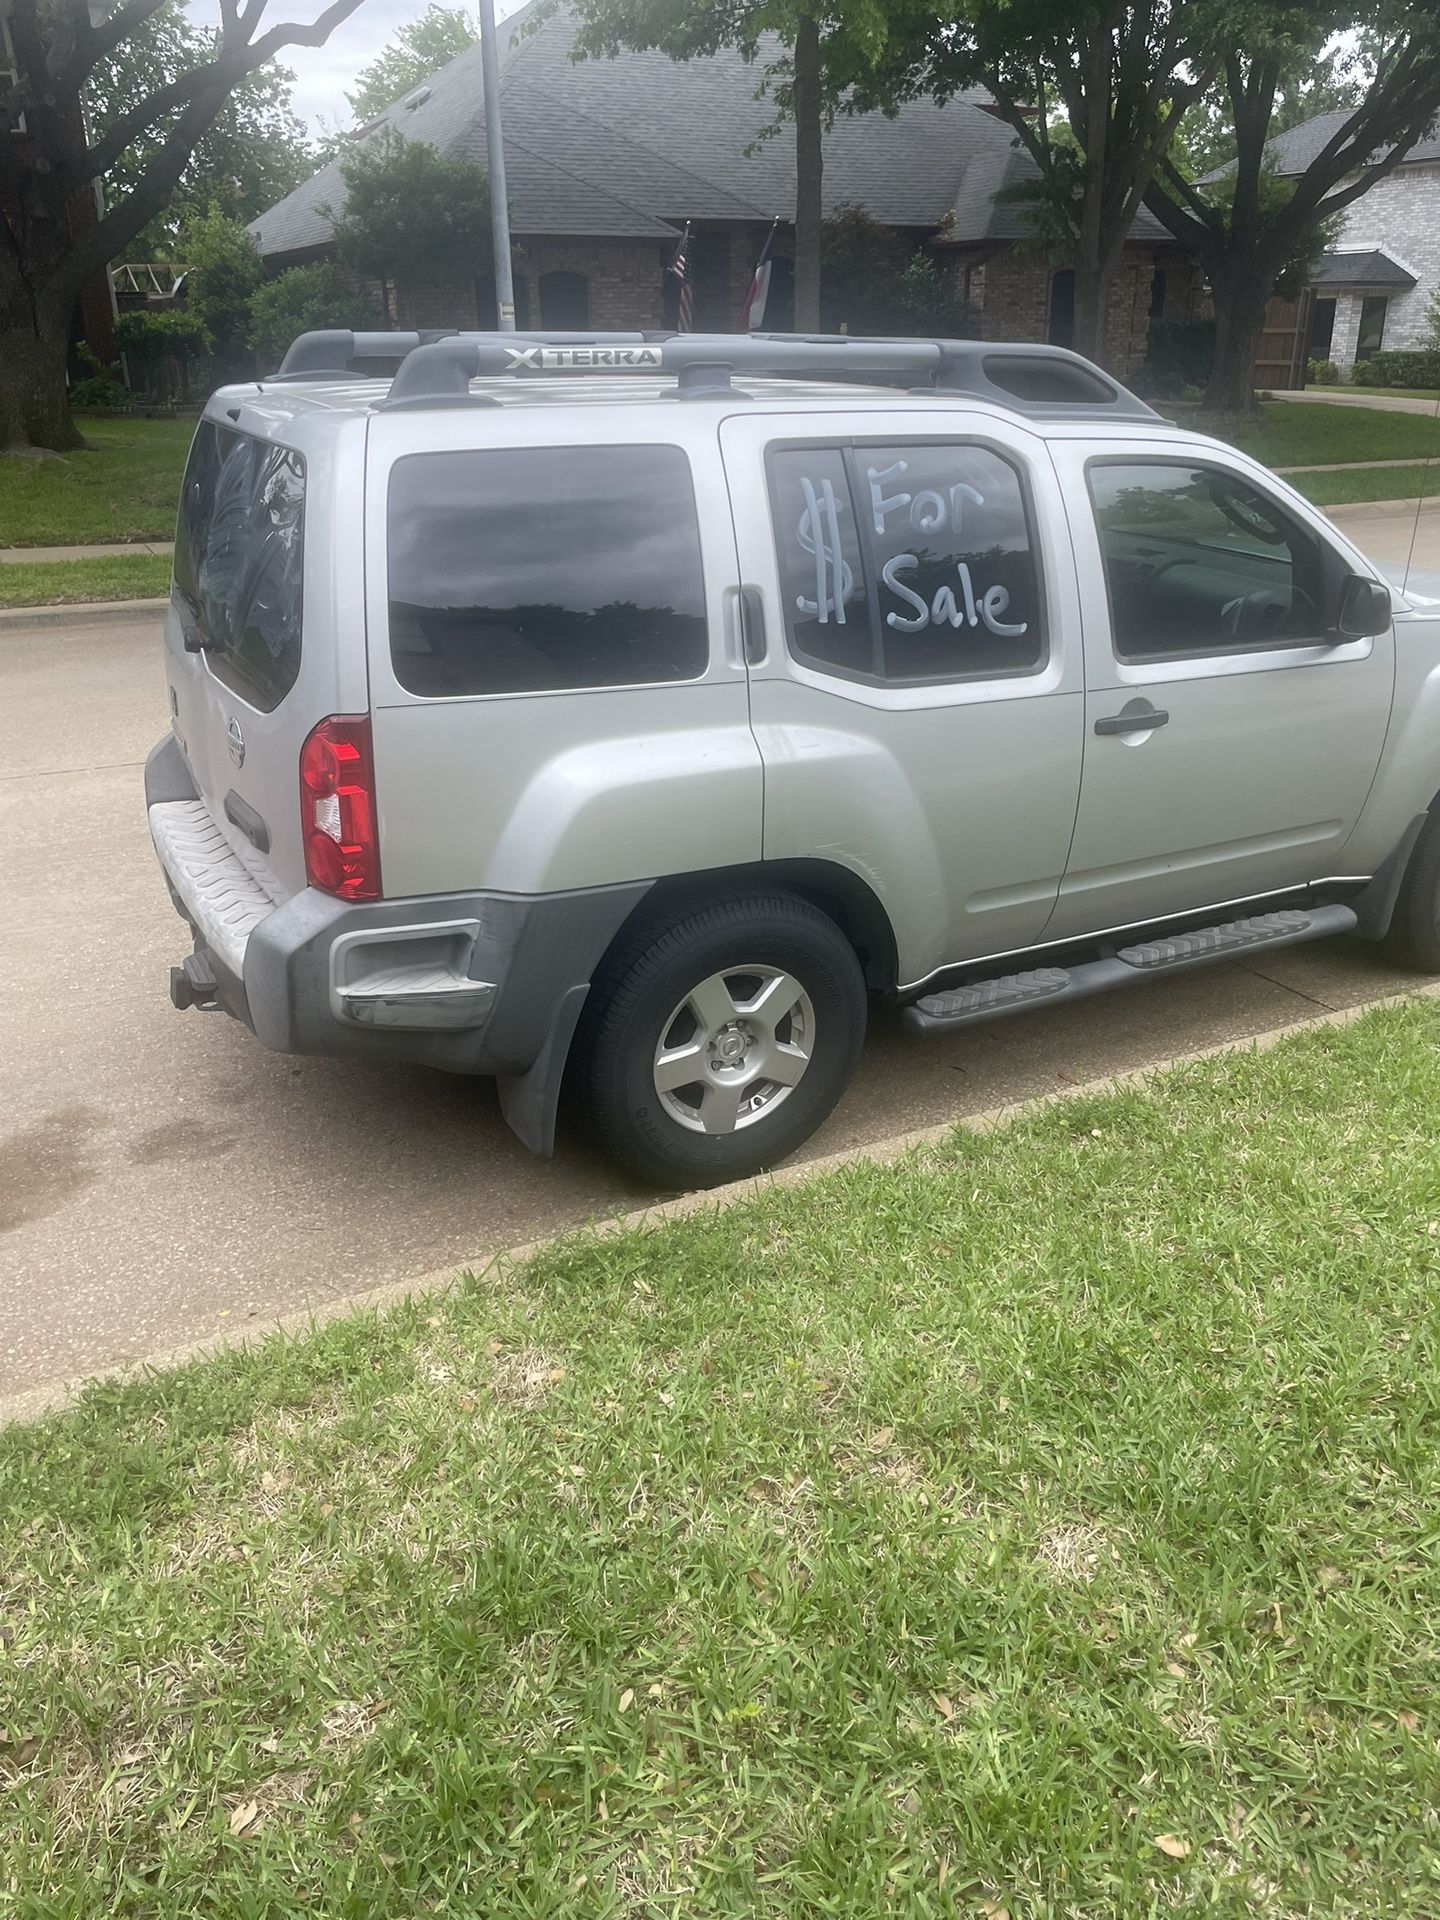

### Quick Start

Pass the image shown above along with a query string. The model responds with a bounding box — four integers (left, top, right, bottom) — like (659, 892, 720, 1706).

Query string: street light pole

(478, 0, 516, 330)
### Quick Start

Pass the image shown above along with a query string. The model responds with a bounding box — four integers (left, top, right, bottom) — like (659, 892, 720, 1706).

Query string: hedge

(1351, 349, 1440, 389)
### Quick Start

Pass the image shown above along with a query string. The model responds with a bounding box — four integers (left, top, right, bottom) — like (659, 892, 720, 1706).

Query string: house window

(1047, 269, 1076, 350)
(1309, 296, 1337, 361)
(1148, 269, 1167, 322)
(538, 270, 590, 329)
(1357, 295, 1388, 360)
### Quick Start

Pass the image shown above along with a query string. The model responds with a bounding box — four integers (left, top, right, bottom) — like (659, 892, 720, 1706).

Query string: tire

(575, 892, 867, 1189)
(1384, 808, 1440, 973)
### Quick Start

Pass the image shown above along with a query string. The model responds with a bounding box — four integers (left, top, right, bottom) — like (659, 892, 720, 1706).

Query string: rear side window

(387, 445, 709, 697)
(768, 441, 1046, 684)
(172, 421, 305, 712)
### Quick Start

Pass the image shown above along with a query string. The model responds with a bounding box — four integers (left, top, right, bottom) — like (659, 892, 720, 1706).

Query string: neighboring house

(1260, 113, 1440, 373)
(249, 1, 1199, 376)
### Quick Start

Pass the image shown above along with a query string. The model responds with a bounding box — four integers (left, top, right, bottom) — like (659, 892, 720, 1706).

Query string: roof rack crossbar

(272, 327, 651, 385)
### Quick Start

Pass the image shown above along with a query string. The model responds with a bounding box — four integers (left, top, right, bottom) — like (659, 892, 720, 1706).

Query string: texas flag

(740, 219, 780, 331)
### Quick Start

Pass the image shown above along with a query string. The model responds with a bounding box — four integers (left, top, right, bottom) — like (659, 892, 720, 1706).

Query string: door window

(768, 441, 1046, 685)
(387, 444, 708, 697)
(1088, 461, 1325, 661)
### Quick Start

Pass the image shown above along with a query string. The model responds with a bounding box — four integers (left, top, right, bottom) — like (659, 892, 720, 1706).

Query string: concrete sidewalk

(0, 540, 172, 565)
(1268, 390, 1440, 416)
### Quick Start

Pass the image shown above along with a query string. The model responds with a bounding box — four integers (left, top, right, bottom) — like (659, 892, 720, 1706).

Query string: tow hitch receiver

(170, 951, 220, 1011)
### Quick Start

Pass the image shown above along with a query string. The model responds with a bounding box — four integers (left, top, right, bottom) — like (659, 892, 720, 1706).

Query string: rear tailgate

(158, 400, 371, 912)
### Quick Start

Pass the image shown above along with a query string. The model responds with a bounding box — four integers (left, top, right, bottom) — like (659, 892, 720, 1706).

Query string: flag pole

(478, 0, 516, 331)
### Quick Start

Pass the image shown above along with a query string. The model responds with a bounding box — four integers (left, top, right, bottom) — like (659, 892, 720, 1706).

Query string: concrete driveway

(0, 608, 1430, 1407)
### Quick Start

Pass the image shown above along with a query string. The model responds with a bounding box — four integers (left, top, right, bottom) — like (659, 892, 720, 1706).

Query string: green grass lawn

(0, 416, 192, 547)
(1204, 400, 1440, 468)
(5, 999, 1440, 1918)
(0, 553, 171, 608)
(1291, 463, 1438, 509)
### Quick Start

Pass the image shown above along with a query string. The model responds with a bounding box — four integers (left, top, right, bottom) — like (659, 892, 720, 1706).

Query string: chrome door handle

(1095, 702, 1169, 736)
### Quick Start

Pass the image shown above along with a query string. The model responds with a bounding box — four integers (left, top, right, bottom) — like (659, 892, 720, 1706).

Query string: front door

(720, 409, 1087, 987)
(1045, 443, 1394, 942)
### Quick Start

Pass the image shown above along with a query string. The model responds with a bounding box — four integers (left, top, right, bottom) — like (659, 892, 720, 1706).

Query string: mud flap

(495, 983, 590, 1158)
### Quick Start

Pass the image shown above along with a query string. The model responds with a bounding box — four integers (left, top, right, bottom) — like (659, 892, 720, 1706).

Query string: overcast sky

(190, 0, 523, 137)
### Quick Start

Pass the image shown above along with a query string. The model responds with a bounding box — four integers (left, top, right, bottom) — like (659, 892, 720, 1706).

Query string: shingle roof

(1254, 110, 1440, 179)
(251, 3, 1173, 258)
(1310, 248, 1417, 289)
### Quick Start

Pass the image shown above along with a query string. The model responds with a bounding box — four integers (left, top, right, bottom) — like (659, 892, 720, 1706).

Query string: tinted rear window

(172, 422, 305, 712)
(386, 445, 709, 697)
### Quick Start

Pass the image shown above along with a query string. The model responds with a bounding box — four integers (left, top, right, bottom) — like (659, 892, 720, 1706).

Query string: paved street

(1, 605, 1432, 1408)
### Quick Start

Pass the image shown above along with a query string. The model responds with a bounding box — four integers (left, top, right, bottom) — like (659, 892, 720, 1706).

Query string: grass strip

(1205, 401, 1440, 468)
(3, 1000, 1440, 1916)
(0, 554, 171, 609)
(1292, 464, 1438, 509)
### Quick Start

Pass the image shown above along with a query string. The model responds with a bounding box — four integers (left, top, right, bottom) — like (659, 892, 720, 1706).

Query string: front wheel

(575, 893, 867, 1188)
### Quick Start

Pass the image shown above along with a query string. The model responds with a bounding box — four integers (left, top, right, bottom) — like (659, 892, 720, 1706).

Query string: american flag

(668, 225, 694, 332)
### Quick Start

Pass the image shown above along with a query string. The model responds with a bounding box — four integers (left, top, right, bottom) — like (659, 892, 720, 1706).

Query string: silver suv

(147, 329, 1440, 1187)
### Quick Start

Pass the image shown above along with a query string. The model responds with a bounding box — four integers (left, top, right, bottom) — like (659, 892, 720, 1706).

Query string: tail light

(300, 715, 381, 901)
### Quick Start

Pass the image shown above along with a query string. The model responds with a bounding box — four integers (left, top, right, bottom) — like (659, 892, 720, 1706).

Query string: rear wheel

(1384, 810, 1440, 972)
(576, 893, 867, 1188)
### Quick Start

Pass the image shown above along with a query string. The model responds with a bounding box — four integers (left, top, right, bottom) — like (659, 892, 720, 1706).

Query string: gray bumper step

(903, 901, 1357, 1035)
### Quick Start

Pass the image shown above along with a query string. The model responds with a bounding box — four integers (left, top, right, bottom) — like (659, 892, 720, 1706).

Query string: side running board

(902, 904, 1358, 1035)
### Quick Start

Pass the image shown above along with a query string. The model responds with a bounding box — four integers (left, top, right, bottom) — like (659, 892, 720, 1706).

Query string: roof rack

(273, 327, 1159, 420)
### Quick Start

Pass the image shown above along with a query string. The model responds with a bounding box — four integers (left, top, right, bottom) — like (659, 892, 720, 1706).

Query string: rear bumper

(144, 734, 650, 1082)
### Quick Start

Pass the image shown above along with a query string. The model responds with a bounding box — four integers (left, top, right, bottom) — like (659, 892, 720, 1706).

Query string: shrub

(1144, 317, 1214, 389)
(250, 263, 378, 368)
(819, 207, 974, 338)
(1313, 359, 1340, 384)
(1351, 348, 1440, 390)
(70, 376, 130, 409)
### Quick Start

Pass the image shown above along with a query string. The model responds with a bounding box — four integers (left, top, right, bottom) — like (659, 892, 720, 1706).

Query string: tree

(0, 0, 364, 453)
(1145, 5, 1440, 410)
(915, 3, 1238, 365)
(327, 128, 492, 316)
(250, 261, 377, 366)
(346, 5, 478, 123)
(84, 2, 314, 259)
(563, 1, 934, 332)
(1176, 44, 1367, 176)
(182, 208, 264, 379)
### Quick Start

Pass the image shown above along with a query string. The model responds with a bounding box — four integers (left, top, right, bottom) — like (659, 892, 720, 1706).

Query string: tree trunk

(1070, 256, 1113, 365)
(792, 13, 823, 333)
(1203, 272, 1272, 413)
(0, 314, 82, 453)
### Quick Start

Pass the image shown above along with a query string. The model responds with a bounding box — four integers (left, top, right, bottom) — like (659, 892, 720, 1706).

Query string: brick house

(1257, 113, 1440, 374)
(250, 2, 1197, 378)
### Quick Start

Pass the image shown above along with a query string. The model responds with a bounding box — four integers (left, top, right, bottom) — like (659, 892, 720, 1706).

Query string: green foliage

(1145, 317, 1216, 388)
(1352, 348, 1440, 389)
(68, 377, 131, 411)
(250, 265, 379, 367)
(329, 129, 492, 288)
(181, 209, 264, 365)
(819, 207, 973, 336)
(1423, 290, 1440, 351)
(1177, 41, 1370, 176)
(346, 5, 478, 123)
(112, 309, 207, 361)
(83, 0, 313, 259)
(1313, 357, 1341, 383)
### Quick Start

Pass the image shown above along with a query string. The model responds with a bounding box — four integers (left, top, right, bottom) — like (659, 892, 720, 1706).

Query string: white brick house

(1263, 115, 1440, 373)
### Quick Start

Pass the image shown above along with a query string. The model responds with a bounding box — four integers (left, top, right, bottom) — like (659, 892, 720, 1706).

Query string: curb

(4, 978, 1437, 1430)
(0, 597, 167, 631)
